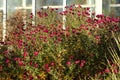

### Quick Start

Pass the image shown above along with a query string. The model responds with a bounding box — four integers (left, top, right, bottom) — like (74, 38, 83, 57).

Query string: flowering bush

(0, 5, 120, 80)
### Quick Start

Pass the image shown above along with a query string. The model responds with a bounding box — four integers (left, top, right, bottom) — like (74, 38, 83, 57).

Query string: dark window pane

(7, 0, 22, 7)
(36, 0, 63, 6)
(110, 0, 120, 4)
(67, 0, 87, 5)
(102, 0, 110, 16)
(0, 21, 2, 40)
(109, 7, 120, 17)
(7, 0, 22, 18)
(0, 10, 3, 40)
(26, 0, 32, 6)
(0, 0, 3, 7)
(7, 0, 32, 18)
(0, 10, 3, 22)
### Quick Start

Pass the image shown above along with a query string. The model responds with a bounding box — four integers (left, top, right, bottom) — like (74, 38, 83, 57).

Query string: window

(0, 0, 120, 41)
(26, 0, 32, 6)
(36, 0, 63, 6)
(110, 7, 120, 17)
(103, 0, 120, 17)
(7, 0, 32, 18)
(0, 10, 3, 40)
(111, 0, 120, 4)
(7, 0, 22, 17)
(67, 0, 87, 5)
(0, 10, 3, 22)
(0, 0, 3, 22)
(110, 0, 120, 17)
(0, 0, 3, 7)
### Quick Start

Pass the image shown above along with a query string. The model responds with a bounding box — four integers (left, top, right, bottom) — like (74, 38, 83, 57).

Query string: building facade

(0, 0, 120, 41)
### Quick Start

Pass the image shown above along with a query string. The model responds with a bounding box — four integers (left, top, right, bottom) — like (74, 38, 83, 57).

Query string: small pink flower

(6, 59, 10, 64)
(18, 61, 24, 66)
(97, 19, 103, 23)
(50, 62, 55, 66)
(79, 63, 84, 67)
(30, 15, 33, 18)
(113, 69, 118, 74)
(81, 60, 86, 64)
(75, 60, 80, 64)
(88, 32, 91, 35)
(66, 32, 70, 37)
(92, 12, 95, 15)
(49, 34, 53, 38)
(72, 29, 76, 33)
(44, 63, 49, 69)
(29, 75, 33, 80)
(112, 64, 117, 67)
(43, 36, 47, 39)
(46, 67, 51, 72)
(37, 11, 42, 17)
(95, 36, 100, 40)
(43, 29, 48, 33)
(69, 7, 73, 11)
(18, 45, 23, 49)
(65, 6, 69, 8)
(29, 62, 32, 66)
(59, 12, 64, 15)
(30, 13, 33, 18)
(96, 14, 104, 18)
(69, 55, 74, 60)
(17, 58, 21, 61)
(34, 63, 38, 68)
(44, 39, 47, 42)
(98, 72, 102, 75)
(50, 8, 54, 11)
(44, 63, 51, 72)
(62, 10, 68, 15)
(22, 75, 27, 79)
(77, 12, 81, 16)
(104, 68, 110, 73)
(79, 60, 86, 67)
(0, 66, 2, 71)
(3, 50, 9, 55)
(34, 51, 39, 56)
(44, 12, 48, 17)
(23, 52, 28, 58)
(85, 27, 89, 30)
(86, 7, 90, 10)
(37, 75, 41, 79)
(66, 61, 71, 66)
(57, 37, 62, 42)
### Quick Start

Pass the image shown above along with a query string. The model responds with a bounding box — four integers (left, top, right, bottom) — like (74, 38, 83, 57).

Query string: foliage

(0, 5, 120, 80)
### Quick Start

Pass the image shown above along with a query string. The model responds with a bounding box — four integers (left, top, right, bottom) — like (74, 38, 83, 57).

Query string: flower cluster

(0, 4, 119, 80)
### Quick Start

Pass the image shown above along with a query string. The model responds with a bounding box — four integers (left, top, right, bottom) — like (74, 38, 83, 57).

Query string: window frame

(1, 0, 120, 41)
